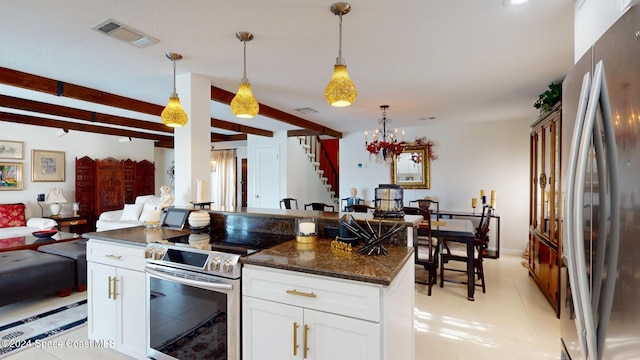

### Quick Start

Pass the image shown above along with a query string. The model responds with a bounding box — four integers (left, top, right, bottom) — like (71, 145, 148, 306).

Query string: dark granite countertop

(83, 226, 190, 246)
(241, 239, 414, 286)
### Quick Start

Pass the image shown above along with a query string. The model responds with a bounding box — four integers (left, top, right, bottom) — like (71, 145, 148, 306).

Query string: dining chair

(279, 198, 299, 210)
(439, 205, 492, 293)
(341, 197, 364, 211)
(403, 206, 439, 296)
(345, 204, 374, 213)
(304, 202, 335, 212)
(409, 198, 440, 220)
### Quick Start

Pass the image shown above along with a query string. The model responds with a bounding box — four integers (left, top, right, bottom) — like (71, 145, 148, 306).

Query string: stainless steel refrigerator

(561, 5, 640, 360)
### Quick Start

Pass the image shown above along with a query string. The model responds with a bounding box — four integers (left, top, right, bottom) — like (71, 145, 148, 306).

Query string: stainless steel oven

(145, 244, 241, 360)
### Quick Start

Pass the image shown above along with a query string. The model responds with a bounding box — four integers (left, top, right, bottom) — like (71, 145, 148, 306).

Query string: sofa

(96, 195, 163, 231)
(0, 203, 58, 239)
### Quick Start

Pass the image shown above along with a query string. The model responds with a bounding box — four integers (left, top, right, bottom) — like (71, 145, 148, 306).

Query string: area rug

(157, 312, 227, 359)
(0, 299, 87, 358)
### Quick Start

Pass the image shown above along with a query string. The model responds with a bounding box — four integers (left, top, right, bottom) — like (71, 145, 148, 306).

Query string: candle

(491, 190, 496, 200)
(480, 189, 485, 197)
(365, 131, 368, 143)
(471, 198, 477, 208)
(402, 130, 405, 142)
(544, 191, 549, 202)
(196, 179, 205, 202)
(299, 222, 316, 235)
(147, 210, 161, 223)
(491, 199, 496, 208)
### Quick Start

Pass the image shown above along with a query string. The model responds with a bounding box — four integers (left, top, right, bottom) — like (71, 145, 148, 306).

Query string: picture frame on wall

(0, 162, 24, 190)
(0, 140, 24, 160)
(32, 150, 65, 182)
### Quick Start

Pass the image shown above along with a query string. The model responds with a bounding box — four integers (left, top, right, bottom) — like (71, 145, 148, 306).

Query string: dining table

(431, 218, 477, 301)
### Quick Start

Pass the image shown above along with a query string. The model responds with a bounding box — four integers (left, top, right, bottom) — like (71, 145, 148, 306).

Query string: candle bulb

(471, 198, 477, 208)
(491, 190, 496, 200)
(480, 189, 486, 197)
(365, 131, 368, 143)
(491, 199, 496, 208)
(402, 130, 405, 142)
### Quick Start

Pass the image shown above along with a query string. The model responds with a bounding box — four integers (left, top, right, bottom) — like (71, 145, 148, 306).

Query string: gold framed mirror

(390, 144, 430, 189)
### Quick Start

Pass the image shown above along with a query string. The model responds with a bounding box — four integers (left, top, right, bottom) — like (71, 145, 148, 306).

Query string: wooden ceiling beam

(0, 111, 172, 143)
(287, 129, 322, 137)
(210, 118, 272, 137)
(0, 67, 164, 116)
(211, 133, 248, 142)
(210, 85, 343, 139)
(0, 94, 172, 133)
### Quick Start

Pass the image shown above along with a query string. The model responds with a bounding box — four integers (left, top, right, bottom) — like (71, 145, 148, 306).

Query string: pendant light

(230, 31, 259, 119)
(325, 2, 357, 107)
(160, 53, 188, 127)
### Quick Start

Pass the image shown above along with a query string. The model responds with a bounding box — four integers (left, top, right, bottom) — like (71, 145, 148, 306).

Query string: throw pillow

(138, 202, 158, 222)
(119, 204, 141, 222)
(0, 203, 27, 228)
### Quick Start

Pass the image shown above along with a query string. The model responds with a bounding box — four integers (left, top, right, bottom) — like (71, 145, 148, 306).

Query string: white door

(87, 262, 117, 343)
(253, 145, 280, 208)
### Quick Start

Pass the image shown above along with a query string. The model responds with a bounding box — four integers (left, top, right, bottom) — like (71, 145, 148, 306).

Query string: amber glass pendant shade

(325, 64, 357, 107)
(230, 82, 259, 118)
(161, 96, 188, 127)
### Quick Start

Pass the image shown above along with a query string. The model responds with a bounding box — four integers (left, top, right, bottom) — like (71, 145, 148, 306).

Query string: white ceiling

(0, 0, 574, 137)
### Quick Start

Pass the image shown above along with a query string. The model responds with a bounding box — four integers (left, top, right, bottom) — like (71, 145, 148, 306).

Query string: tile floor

(0, 254, 559, 359)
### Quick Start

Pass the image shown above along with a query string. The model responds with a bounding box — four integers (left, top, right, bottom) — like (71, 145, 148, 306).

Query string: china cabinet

(528, 102, 562, 317)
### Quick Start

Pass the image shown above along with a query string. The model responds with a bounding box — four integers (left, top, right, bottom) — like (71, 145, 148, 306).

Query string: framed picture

(0, 162, 24, 190)
(32, 150, 65, 182)
(0, 140, 24, 160)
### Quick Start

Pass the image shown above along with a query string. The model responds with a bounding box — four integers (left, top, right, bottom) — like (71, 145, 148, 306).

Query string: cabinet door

(87, 262, 117, 343)
(243, 296, 303, 360)
(117, 267, 147, 359)
(305, 308, 380, 360)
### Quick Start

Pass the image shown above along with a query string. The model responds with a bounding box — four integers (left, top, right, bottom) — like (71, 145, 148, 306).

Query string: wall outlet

(37, 193, 45, 202)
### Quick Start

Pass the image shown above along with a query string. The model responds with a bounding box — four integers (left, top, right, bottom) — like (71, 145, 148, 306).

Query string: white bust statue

(159, 185, 174, 210)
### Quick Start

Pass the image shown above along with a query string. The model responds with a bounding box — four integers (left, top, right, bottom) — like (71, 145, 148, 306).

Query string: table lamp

(45, 188, 67, 218)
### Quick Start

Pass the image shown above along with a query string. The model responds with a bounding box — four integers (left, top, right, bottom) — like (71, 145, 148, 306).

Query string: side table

(49, 215, 89, 234)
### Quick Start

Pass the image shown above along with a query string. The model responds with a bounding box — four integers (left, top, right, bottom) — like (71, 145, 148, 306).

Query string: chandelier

(161, 53, 188, 127)
(365, 105, 405, 163)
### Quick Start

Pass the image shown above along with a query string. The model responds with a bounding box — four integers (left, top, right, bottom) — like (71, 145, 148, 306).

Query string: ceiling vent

(92, 19, 158, 48)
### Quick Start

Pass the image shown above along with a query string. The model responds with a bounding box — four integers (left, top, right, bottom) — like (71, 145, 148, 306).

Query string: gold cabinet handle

(105, 254, 122, 260)
(286, 289, 317, 298)
(293, 322, 299, 356)
(108, 276, 113, 299)
(303, 324, 310, 359)
(112, 277, 119, 300)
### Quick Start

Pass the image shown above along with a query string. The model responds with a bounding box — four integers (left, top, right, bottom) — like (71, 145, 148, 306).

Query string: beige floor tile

(2, 254, 559, 360)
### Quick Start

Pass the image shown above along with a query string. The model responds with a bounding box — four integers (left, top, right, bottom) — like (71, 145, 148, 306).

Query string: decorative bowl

(188, 211, 210, 228)
(32, 229, 58, 238)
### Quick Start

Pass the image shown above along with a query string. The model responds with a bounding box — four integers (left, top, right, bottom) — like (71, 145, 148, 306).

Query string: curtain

(211, 149, 237, 208)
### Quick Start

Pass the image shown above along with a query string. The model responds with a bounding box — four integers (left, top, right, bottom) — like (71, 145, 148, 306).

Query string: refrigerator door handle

(565, 71, 593, 360)
(593, 60, 621, 360)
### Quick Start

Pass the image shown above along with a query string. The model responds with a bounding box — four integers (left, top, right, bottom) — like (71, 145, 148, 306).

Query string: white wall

(340, 118, 532, 255)
(574, 0, 633, 61)
(1, 121, 154, 217)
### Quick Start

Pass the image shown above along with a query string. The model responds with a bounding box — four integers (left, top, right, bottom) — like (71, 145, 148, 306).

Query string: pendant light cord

(337, 14, 344, 65)
(242, 40, 248, 83)
(171, 58, 178, 97)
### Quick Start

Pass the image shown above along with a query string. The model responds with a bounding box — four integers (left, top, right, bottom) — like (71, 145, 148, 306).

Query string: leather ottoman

(0, 250, 75, 307)
(38, 240, 87, 292)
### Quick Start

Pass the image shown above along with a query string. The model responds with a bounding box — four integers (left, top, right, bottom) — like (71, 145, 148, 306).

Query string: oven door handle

(145, 266, 234, 291)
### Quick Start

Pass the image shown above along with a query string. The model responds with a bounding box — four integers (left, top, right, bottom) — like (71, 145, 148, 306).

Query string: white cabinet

(242, 259, 414, 360)
(87, 239, 146, 359)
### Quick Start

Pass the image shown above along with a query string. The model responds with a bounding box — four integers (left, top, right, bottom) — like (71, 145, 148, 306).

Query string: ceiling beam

(0, 94, 172, 133)
(287, 129, 322, 137)
(0, 67, 164, 116)
(210, 85, 343, 139)
(210, 118, 272, 137)
(211, 133, 247, 142)
(0, 112, 173, 147)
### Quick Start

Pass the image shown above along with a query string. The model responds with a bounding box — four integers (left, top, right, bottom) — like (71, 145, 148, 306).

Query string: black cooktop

(163, 228, 295, 255)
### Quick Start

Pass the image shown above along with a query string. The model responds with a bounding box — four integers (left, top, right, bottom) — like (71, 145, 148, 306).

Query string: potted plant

(534, 82, 562, 114)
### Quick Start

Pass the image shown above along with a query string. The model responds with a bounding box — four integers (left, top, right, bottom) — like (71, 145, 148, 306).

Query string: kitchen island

(83, 208, 419, 359)
(242, 239, 415, 360)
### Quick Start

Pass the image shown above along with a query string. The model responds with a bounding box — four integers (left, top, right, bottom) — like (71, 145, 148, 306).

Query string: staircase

(298, 136, 339, 206)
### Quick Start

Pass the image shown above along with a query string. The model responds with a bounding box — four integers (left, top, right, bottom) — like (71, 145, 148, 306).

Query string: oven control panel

(145, 244, 242, 279)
